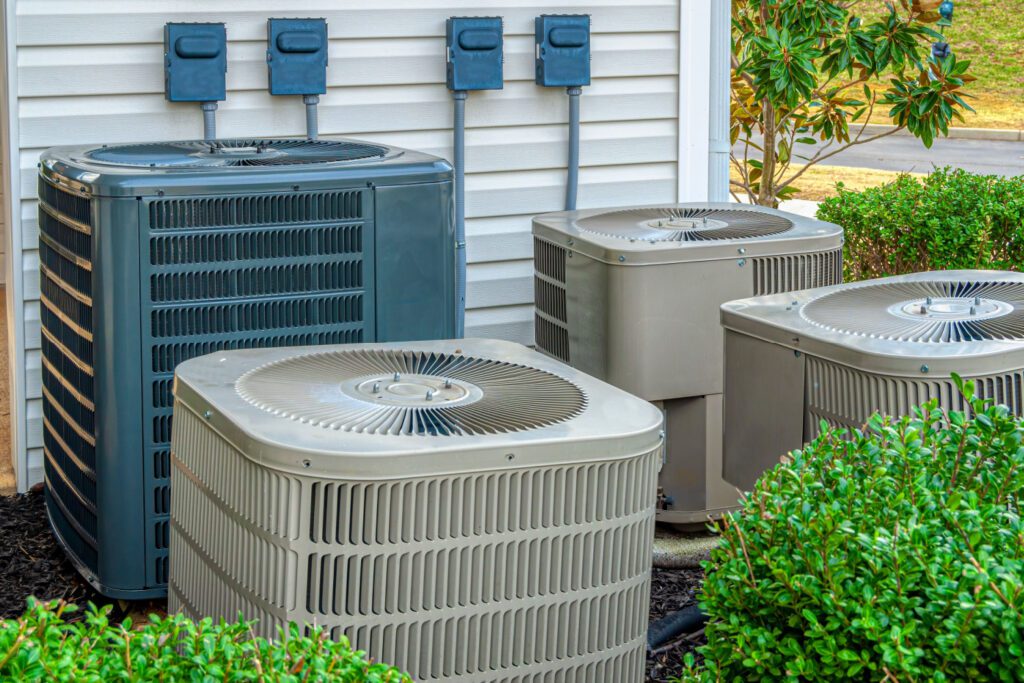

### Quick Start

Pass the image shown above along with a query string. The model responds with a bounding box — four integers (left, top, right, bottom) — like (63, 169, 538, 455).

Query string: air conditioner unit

(721, 270, 1024, 492)
(532, 203, 843, 523)
(38, 138, 456, 598)
(169, 339, 663, 682)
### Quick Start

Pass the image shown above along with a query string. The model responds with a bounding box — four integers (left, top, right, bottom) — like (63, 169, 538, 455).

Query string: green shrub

(0, 600, 411, 682)
(680, 380, 1024, 682)
(816, 168, 1024, 281)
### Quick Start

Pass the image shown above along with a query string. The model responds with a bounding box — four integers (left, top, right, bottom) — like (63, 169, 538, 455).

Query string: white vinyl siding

(11, 0, 684, 487)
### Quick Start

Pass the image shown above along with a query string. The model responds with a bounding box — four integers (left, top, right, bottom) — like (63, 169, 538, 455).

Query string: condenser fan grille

(575, 207, 794, 242)
(85, 139, 390, 168)
(802, 280, 1024, 342)
(236, 349, 587, 436)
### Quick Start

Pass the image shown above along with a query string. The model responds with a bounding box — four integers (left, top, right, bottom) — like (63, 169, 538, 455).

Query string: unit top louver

(533, 202, 842, 265)
(722, 270, 1024, 378)
(576, 207, 794, 242)
(174, 339, 661, 478)
(86, 139, 390, 168)
(236, 348, 587, 436)
(41, 137, 450, 197)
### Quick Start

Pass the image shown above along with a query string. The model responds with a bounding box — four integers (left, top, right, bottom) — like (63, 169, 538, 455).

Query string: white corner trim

(2, 0, 26, 491)
(677, 0, 711, 203)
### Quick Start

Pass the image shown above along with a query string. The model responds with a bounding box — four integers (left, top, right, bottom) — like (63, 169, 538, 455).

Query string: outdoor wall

(9, 0, 690, 487)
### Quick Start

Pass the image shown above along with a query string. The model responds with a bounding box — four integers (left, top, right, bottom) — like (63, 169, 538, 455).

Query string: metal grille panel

(168, 403, 657, 681)
(39, 177, 97, 575)
(804, 356, 1024, 440)
(753, 248, 843, 296)
(533, 237, 570, 362)
(141, 189, 370, 586)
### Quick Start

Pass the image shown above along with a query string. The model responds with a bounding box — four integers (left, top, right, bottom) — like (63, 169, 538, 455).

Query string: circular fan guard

(236, 349, 587, 436)
(85, 139, 389, 168)
(575, 208, 794, 242)
(801, 280, 1024, 343)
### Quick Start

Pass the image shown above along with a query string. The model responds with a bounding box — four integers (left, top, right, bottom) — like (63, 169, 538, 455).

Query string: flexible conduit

(303, 95, 320, 140)
(452, 90, 468, 337)
(565, 86, 582, 211)
(201, 102, 218, 140)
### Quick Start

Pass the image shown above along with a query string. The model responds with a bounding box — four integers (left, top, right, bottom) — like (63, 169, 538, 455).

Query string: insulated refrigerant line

(565, 86, 582, 211)
(201, 102, 218, 140)
(452, 90, 468, 337)
(304, 95, 320, 140)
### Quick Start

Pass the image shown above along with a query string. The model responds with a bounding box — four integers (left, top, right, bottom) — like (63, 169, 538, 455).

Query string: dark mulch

(2, 491, 704, 680)
(0, 489, 105, 619)
(646, 567, 706, 682)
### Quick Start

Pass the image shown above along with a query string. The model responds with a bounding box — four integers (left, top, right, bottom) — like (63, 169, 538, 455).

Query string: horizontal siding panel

(18, 1, 677, 45)
(18, 77, 678, 148)
(465, 304, 534, 346)
(467, 260, 533, 308)
(26, 399, 42, 450)
(19, 33, 677, 97)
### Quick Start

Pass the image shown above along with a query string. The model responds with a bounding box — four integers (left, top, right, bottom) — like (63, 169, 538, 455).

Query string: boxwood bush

(0, 600, 411, 682)
(817, 168, 1024, 281)
(681, 379, 1024, 682)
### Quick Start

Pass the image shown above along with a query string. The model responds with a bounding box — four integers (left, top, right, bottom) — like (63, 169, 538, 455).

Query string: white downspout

(677, 0, 711, 202)
(708, 0, 731, 202)
(1, 0, 26, 491)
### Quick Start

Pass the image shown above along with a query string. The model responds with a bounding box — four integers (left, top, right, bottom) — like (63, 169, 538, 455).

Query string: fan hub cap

(890, 297, 1011, 321)
(645, 217, 728, 231)
(342, 374, 482, 407)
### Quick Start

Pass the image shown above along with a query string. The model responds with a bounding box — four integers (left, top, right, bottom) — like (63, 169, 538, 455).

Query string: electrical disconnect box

(164, 23, 227, 102)
(446, 17, 504, 91)
(267, 18, 328, 95)
(535, 14, 591, 87)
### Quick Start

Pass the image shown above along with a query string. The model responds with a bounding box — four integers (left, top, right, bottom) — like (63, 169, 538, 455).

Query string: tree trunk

(757, 98, 778, 208)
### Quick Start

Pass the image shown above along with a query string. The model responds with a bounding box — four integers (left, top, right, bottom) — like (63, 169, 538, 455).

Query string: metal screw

(618, 255, 626, 262)
(393, 372, 401, 381)
(372, 382, 380, 393)
(738, 247, 746, 255)
(737, 258, 746, 267)
(920, 364, 930, 374)
(568, 239, 574, 246)
(926, 297, 933, 306)
(425, 389, 435, 401)
(203, 410, 212, 420)
(794, 350, 802, 358)
(505, 453, 515, 461)
(444, 379, 452, 389)
(975, 296, 981, 305)
(302, 459, 311, 468)
(920, 305, 927, 314)
(970, 305, 977, 315)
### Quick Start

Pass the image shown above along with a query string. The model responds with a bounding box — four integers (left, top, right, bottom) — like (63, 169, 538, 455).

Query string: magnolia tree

(732, 0, 974, 206)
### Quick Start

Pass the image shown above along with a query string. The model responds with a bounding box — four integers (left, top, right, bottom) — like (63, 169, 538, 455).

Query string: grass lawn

(863, 0, 1024, 129)
(731, 164, 925, 203)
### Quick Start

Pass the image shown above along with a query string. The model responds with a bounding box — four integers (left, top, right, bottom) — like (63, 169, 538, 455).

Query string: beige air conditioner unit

(532, 203, 843, 524)
(168, 339, 663, 683)
(722, 270, 1024, 492)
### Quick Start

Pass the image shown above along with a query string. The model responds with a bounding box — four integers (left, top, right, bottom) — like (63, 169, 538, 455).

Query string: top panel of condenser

(267, 18, 328, 95)
(446, 17, 504, 91)
(164, 23, 227, 102)
(535, 15, 591, 87)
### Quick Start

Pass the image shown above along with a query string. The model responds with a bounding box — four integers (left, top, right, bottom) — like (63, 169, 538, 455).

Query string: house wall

(7, 0, 708, 488)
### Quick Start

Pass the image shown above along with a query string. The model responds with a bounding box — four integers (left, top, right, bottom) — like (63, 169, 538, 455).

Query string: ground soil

(1, 490, 705, 681)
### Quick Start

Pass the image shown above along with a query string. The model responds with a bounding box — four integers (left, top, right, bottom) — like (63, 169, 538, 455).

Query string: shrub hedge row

(681, 379, 1024, 682)
(817, 168, 1024, 281)
(0, 600, 411, 682)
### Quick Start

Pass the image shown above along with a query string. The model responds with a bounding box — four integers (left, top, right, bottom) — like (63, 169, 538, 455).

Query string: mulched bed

(646, 567, 706, 682)
(1, 491, 705, 681)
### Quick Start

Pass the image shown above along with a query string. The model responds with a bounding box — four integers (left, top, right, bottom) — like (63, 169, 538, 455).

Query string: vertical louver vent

(752, 248, 843, 296)
(38, 177, 97, 573)
(533, 237, 570, 362)
(140, 189, 371, 585)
